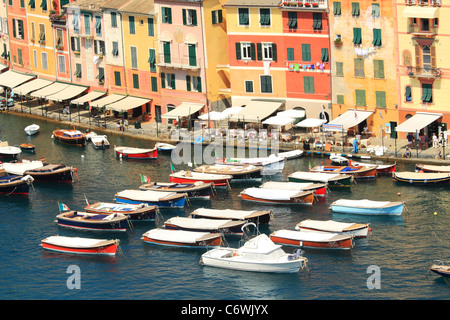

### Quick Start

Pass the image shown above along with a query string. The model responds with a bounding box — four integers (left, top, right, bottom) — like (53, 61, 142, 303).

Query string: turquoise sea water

(0, 113, 449, 301)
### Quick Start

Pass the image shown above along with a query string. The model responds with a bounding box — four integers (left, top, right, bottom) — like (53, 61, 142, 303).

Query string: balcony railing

(407, 25, 438, 35)
(49, 10, 67, 25)
(405, 0, 441, 6)
(407, 66, 441, 79)
(280, 0, 327, 9)
(157, 54, 202, 70)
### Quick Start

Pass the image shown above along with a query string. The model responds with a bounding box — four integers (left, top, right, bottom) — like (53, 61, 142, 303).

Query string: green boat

(288, 171, 353, 187)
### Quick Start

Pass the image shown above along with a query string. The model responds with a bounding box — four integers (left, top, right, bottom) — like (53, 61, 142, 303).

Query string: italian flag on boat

(58, 202, 70, 212)
(140, 174, 151, 184)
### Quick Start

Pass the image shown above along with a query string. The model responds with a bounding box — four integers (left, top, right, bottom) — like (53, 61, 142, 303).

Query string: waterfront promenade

(4, 102, 450, 166)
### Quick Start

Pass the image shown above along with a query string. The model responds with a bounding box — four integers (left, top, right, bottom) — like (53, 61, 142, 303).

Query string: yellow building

(27, 0, 57, 79)
(329, 0, 399, 135)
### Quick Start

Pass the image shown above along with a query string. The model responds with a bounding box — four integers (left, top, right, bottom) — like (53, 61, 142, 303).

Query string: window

(94, 40, 104, 55)
(372, 3, 380, 18)
(58, 55, 66, 73)
(212, 10, 223, 25)
(188, 44, 196, 67)
(94, 16, 101, 36)
(41, 52, 48, 70)
(352, 2, 360, 17)
(96, 67, 104, 82)
(236, 42, 254, 60)
(132, 73, 139, 89)
(421, 18, 429, 32)
(112, 41, 119, 57)
(355, 89, 366, 106)
(421, 83, 432, 103)
(40, 0, 47, 11)
(129, 16, 135, 34)
(287, 48, 294, 61)
(20, 0, 24, 8)
(39, 24, 45, 42)
(405, 86, 412, 102)
(372, 29, 382, 46)
(151, 76, 158, 92)
(70, 37, 80, 52)
(84, 14, 90, 35)
(161, 73, 165, 88)
(148, 49, 156, 72)
(262, 43, 276, 61)
(301, 44, 311, 61)
(354, 58, 364, 77)
(422, 45, 431, 72)
(376, 91, 386, 108)
(353, 28, 362, 44)
(321, 48, 329, 62)
(336, 62, 344, 76)
(74, 63, 82, 78)
(374, 60, 384, 79)
(30, 22, 35, 41)
(29, 0, 36, 9)
(85, 39, 92, 52)
(337, 94, 344, 104)
(17, 48, 23, 64)
(403, 51, 412, 66)
(287, 12, 297, 29)
(56, 29, 63, 46)
(163, 41, 171, 64)
(162, 7, 172, 24)
(186, 76, 201, 92)
(238, 8, 249, 26)
(312, 13, 322, 30)
(304, 76, 315, 94)
(333, 2, 341, 16)
(12, 19, 24, 39)
(33, 50, 37, 68)
(259, 8, 270, 26)
(245, 80, 253, 93)
(130, 46, 138, 69)
(111, 12, 117, 27)
(166, 73, 175, 89)
(183, 9, 197, 26)
(148, 18, 154, 36)
(114, 71, 121, 86)
(260, 75, 272, 93)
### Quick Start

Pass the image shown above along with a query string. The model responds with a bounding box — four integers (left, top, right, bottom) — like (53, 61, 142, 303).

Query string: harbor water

(0, 113, 449, 300)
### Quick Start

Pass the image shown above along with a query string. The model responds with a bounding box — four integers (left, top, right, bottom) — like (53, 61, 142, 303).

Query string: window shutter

(211, 11, 217, 25)
(250, 43, 256, 60)
(287, 48, 294, 61)
(431, 46, 436, 69)
(196, 76, 202, 92)
(235, 43, 241, 60)
(151, 77, 158, 92)
(257, 43, 262, 60)
(218, 10, 223, 23)
(321, 48, 329, 62)
(302, 44, 311, 61)
(186, 75, 191, 91)
(114, 71, 121, 86)
(405, 86, 411, 97)
(171, 74, 175, 89)
(160, 73, 165, 88)
(147, 18, 154, 36)
(192, 10, 197, 26)
(333, 2, 341, 15)
(415, 45, 421, 69)
(372, 29, 381, 46)
(271, 43, 277, 61)
(182, 9, 187, 25)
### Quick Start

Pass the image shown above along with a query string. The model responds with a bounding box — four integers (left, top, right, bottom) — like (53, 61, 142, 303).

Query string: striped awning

(0, 70, 35, 89)
(71, 90, 107, 105)
(90, 93, 126, 108)
(106, 95, 150, 112)
(45, 84, 88, 102)
(29, 82, 70, 99)
(12, 78, 54, 96)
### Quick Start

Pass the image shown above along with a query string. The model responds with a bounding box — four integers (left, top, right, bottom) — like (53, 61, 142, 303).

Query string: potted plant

(304, 2, 311, 6)
(297, 1, 303, 6)
(143, 113, 151, 122)
(312, 3, 319, 7)
(334, 38, 342, 47)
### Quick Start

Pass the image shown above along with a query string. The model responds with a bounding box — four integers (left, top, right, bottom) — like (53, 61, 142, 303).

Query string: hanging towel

(294, 64, 300, 71)
(263, 60, 271, 75)
(93, 55, 99, 65)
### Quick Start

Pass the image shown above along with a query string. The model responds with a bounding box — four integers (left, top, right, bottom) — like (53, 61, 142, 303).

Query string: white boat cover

(289, 171, 344, 182)
(165, 217, 234, 229)
(261, 181, 315, 191)
(242, 188, 301, 200)
(417, 164, 450, 172)
(2, 160, 43, 175)
(333, 199, 392, 208)
(90, 202, 147, 212)
(0, 146, 21, 155)
(395, 172, 450, 179)
(296, 220, 358, 233)
(192, 208, 259, 220)
(239, 234, 282, 254)
(116, 189, 178, 201)
(144, 229, 214, 243)
(172, 171, 232, 180)
(42, 236, 112, 248)
(115, 146, 155, 154)
(271, 230, 347, 242)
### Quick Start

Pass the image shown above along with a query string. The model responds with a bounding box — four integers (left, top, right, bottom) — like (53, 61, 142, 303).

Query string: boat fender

(233, 250, 237, 256)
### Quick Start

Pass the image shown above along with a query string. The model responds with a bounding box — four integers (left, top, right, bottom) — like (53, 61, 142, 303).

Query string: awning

(12, 78, 54, 95)
(45, 84, 88, 102)
(90, 93, 126, 108)
(106, 95, 150, 112)
(198, 111, 224, 121)
(0, 70, 35, 89)
(29, 82, 70, 99)
(162, 102, 204, 119)
(220, 106, 243, 118)
(229, 101, 283, 122)
(277, 109, 306, 118)
(395, 112, 442, 133)
(71, 90, 107, 105)
(402, 6, 439, 19)
(262, 116, 294, 127)
(323, 110, 373, 131)
(295, 118, 327, 128)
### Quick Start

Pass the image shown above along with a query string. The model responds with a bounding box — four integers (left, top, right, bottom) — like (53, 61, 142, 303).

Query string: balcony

(405, 0, 441, 6)
(407, 25, 438, 36)
(407, 66, 441, 79)
(280, 0, 327, 10)
(49, 10, 67, 26)
(157, 54, 202, 71)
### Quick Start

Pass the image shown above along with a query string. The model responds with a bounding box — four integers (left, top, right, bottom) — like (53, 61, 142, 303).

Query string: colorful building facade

(50, 0, 71, 82)
(8, 0, 31, 73)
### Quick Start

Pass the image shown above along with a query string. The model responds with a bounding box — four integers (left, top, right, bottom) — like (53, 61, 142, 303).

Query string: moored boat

(276, 149, 303, 160)
(85, 202, 158, 221)
(200, 224, 308, 273)
(310, 164, 377, 179)
(330, 199, 404, 215)
(24, 124, 40, 136)
(41, 236, 119, 256)
(415, 164, 450, 173)
(216, 155, 284, 174)
(2, 160, 76, 182)
(295, 219, 371, 238)
(55, 211, 130, 232)
(0, 141, 21, 159)
(352, 161, 397, 175)
(330, 154, 349, 165)
(141, 229, 222, 248)
(19, 143, 35, 152)
(239, 188, 315, 205)
(115, 189, 187, 208)
(429, 261, 450, 278)
(193, 164, 262, 181)
(0, 168, 34, 195)
(260, 181, 327, 197)
(52, 128, 86, 146)
(164, 217, 246, 235)
(90, 135, 110, 149)
(139, 181, 214, 199)
(155, 142, 176, 152)
(270, 229, 354, 250)
(393, 171, 450, 184)
(170, 170, 232, 187)
(189, 207, 273, 225)
(288, 171, 353, 188)
(114, 146, 157, 159)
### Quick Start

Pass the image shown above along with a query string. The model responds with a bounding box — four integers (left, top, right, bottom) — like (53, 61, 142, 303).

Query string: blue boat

(115, 189, 186, 208)
(330, 199, 404, 216)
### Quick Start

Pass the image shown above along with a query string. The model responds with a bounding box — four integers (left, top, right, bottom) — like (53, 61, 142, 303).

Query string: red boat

(169, 170, 232, 187)
(114, 146, 157, 159)
(41, 236, 119, 256)
(270, 230, 354, 250)
(352, 161, 396, 175)
(141, 229, 222, 248)
(310, 164, 377, 179)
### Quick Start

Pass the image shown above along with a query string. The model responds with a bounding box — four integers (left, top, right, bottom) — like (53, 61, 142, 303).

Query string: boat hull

(53, 130, 86, 146)
(164, 222, 244, 235)
(190, 211, 272, 225)
(25, 165, 74, 182)
(331, 203, 404, 215)
(41, 238, 118, 256)
(429, 265, 450, 278)
(240, 191, 314, 205)
(415, 164, 450, 173)
(169, 176, 230, 187)
(139, 182, 213, 200)
(142, 231, 222, 248)
(393, 172, 450, 184)
(56, 212, 129, 232)
(85, 203, 158, 221)
(115, 147, 157, 159)
(115, 195, 186, 208)
(270, 234, 353, 250)
(288, 175, 352, 187)
(296, 224, 370, 238)
(0, 175, 30, 194)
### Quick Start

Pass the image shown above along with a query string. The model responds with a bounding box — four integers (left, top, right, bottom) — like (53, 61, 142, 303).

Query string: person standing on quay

(432, 133, 438, 148)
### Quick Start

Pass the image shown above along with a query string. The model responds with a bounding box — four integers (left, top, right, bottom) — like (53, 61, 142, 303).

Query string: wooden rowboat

(295, 219, 371, 238)
(288, 171, 353, 188)
(239, 188, 314, 205)
(139, 181, 214, 199)
(55, 211, 130, 232)
(170, 170, 232, 187)
(19, 143, 35, 152)
(393, 171, 450, 184)
(260, 181, 327, 197)
(164, 217, 246, 235)
(415, 164, 450, 173)
(141, 229, 222, 248)
(114, 146, 157, 159)
(310, 165, 377, 179)
(189, 208, 273, 225)
(85, 202, 158, 221)
(330, 199, 404, 215)
(270, 230, 354, 250)
(351, 161, 396, 174)
(52, 129, 86, 146)
(41, 236, 119, 256)
(114, 189, 187, 208)
(24, 124, 40, 136)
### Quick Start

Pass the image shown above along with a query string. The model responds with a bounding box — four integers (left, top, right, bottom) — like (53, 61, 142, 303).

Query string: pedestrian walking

(432, 133, 438, 148)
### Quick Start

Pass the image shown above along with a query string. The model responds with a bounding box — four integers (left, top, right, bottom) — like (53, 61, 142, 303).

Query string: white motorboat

(277, 149, 303, 160)
(199, 223, 308, 273)
(0, 141, 21, 159)
(155, 142, 176, 152)
(90, 135, 110, 149)
(24, 124, 40, 136)
(330, 153, 349, 165)
(216, 154, 284, 175)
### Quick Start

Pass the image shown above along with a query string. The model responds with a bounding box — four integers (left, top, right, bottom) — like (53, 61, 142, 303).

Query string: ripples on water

(0, 114, 449, 300)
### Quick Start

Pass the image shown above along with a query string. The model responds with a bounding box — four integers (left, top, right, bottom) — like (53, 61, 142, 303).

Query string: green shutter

(170, 74, 175, 89)
(132, 73, 139, 89)
(111, 12, 117, 27)
(372, 3, 380, 17)
(188, 44, 196, 67)
(376, 91, 386, 108)
(186, 75, 191, 91)
(218, 10, 223, 23)
(353, 28, 361, 44)
(239, 8, 249, 25)
(372, 29, 382, 46)
(151, 76, 158, 92)
(302, 44, 311, 61)
(405, 86, 411, 97)
(356, 89, 366, 106)
(272, 43, 277, 61)
(313, 13, 322, 30)
(40, 0, 47, 10)
(337, 94, 344, 104)
(129, 16, 135, 34)
(148, 49, 156, 72)
(288, 12, 297, 29)
(304, 76, 314, 94)
(114, 71, 121, 86)
(192, 10, 197, 26)
(147, 18, 154, 36)
(211, 11, 217, 24)
(321, 48, 329, 62)
(336, 62, 343, 76)
(374, 60, 384, 79)
(333, 2, 341, 15)
(422, 84, 432, 102)
(161, 73, 165, 88)
(235, 43, 241, 60)
(352, 2, 360, 16)
(163, 42, 171, 63)
(257, 43, 262, 60)
(182, 9, 187, 25)
(250, 43, 256, 60)
(287, 48, 294, 61)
